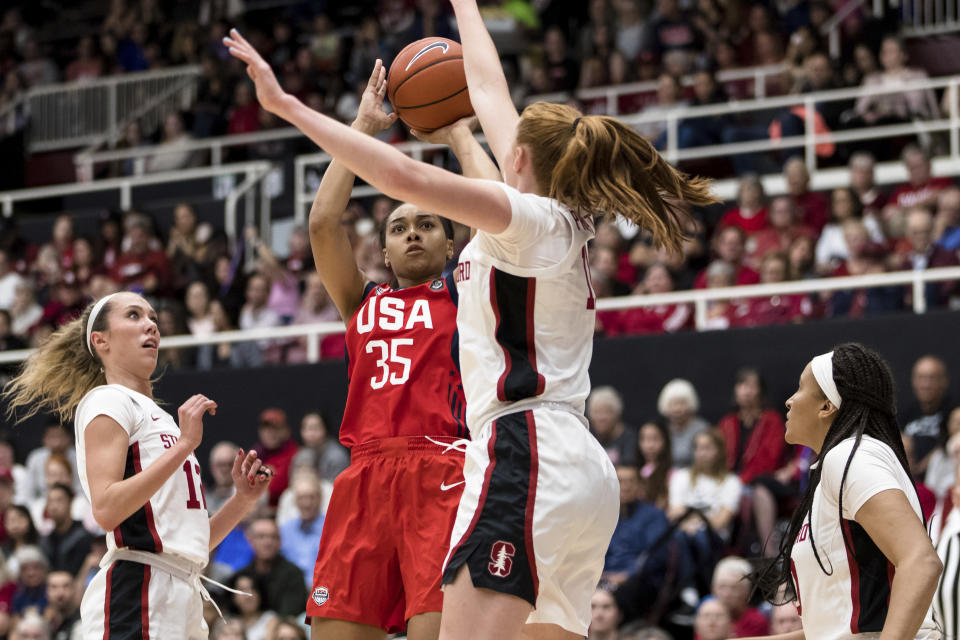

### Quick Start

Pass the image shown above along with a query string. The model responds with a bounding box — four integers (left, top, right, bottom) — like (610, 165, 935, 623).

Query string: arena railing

(0, 266, 956, 366)
(73, 65, 790, 178)
(73, 127, 305, 181)
(898, 0, 960, 36)
(3, 65, 201, 153)
(77, 74, 960, 204)
(524, 63, 791, 115)
(0, 161, 273, 244)
(619, 74, 960, 173)
(292, 75, 960, 212)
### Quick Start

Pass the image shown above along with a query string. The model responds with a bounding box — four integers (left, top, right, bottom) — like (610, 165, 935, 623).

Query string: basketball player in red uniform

(303, 62, 499, 640)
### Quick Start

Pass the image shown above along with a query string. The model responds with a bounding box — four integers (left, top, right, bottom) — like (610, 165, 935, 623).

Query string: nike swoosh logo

(440, 481, 465, 491)
(151, 415, 161, 421)
(405, 42, 450, 71)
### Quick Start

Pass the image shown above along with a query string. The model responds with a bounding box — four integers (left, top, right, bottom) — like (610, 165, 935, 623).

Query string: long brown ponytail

(3, 300, 112, 423)
(515, 101, 718, 255)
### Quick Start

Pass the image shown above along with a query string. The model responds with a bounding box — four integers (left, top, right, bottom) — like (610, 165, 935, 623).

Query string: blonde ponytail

(3, 301, 111, 423)
(516, 102, 718, 255)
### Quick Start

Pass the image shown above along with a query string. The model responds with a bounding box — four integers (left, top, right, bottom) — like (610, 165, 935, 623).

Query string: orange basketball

(387, 37, 474, 132)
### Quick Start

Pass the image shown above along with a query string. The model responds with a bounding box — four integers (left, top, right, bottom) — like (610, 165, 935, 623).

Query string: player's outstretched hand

(409, 115, 479, 146)
(223, 28, 287, 115)
(177, 394, 217, 450)
(232, 448, 273, 503)
(355, 59, 398, 134)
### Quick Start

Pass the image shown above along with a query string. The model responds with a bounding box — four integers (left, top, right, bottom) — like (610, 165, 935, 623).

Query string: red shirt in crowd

(793, 191, 830, 233)
(733, 608, 771, 637)
(719, 207, 768, 234)
(228, 103, 261, 135)
(111, 250, 171, 294)
(732, 294, 813, 327)
(748, 225, 816, 265)
(889, 177, 954, 209)
(253, 437, 299, 507)
(608, 303, 693, 336)
(694, 264, 761, 289)
(717, 409, 786, 484)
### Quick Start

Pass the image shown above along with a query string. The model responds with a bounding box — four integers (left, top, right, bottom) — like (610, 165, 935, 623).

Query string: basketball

(387, 37, 474, 132)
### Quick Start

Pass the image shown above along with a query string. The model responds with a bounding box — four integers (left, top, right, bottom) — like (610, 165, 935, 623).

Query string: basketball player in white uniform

(223, 2, 714, 633)
(440, 181, 620, 636)
(749, 344, 942, 640)
(4, 291, 272, 639)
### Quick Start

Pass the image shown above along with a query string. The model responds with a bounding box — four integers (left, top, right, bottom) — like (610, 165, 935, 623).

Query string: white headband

(85, 293, 120, 356)
(811, 351, 842, 408)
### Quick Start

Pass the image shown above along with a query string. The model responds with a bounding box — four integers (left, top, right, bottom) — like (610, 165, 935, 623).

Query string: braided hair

(754, 342, 918, 603)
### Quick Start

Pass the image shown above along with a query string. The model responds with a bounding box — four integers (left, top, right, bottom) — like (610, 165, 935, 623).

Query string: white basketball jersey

(790, 436, 939, 640)
(453, 181, 597, 429)
(75, 384, 210, 566)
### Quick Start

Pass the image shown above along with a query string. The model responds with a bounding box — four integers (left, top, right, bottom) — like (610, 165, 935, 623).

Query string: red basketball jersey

(339, 275, 467, 448)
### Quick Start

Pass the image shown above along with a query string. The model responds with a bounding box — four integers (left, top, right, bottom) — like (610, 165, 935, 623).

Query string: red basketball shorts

(306, 435, 466, 633)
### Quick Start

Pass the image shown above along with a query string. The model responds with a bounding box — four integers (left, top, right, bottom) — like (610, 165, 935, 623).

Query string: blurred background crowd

(0, 352, 952, 639)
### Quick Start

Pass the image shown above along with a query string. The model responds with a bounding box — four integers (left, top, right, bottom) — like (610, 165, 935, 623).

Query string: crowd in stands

(0, 141, 955, 364)
(0, 353, 950, 638)
(585, 353, 959, 639)
(0, 0, 955, 360)
(0, 0, 945, 160)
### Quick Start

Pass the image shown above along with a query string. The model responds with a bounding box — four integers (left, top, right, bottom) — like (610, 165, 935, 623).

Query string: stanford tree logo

(488, 541, 516, 578)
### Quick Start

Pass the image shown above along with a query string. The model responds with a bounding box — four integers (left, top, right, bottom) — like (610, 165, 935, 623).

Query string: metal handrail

(73, 65, 796, 174)
(618, 74, 952, 126)
(525, 63, 791, 112)
(0, 161, 271, 214)
(22, 66, 202, 97)
(75, 128, 306, 177)
(9, 65, 202, 153)
(0, 266, 955, 365)
(820, 0, 867, 58)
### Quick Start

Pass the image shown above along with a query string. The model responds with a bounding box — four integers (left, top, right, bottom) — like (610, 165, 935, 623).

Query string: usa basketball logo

(488, 541, 515, 578)
(312, 587, 329, 606)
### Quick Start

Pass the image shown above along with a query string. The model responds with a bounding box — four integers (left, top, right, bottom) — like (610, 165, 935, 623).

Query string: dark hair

(48, 482, 75, 502)
(6, 504, 39, 545)
(754, 343, 917, 603)
(732, 367, 768, 410)
(377, 208, 455, 249)
(227, 569, 266, 614)
(637, 419, 672, 506)
(830, 186, 864, 222)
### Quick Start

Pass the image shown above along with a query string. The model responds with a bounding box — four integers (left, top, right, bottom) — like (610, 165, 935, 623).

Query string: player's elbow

(901, 545, 943, 585)
(308, 205, 339, 238)
(92, 507, 121, 533)
(920, 550, 943, 582)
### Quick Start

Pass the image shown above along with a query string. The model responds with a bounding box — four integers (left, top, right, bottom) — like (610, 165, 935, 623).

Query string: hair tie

(571, 117, 582, 132)
(811, 351, 842, 409)
(86, 293, 120, 357)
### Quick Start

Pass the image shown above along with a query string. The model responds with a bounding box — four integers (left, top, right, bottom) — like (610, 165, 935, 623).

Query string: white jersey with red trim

(790, 436, 940, 640)
(75, 384, 210, 566)
(453, 181, 597, 429)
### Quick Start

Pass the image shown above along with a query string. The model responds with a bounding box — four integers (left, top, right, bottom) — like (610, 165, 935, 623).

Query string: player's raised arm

(411, 116, 501, 183)
(448, 0, 520, 173)
(225, 29, 513, 234)
(309, 60, 397, 320)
